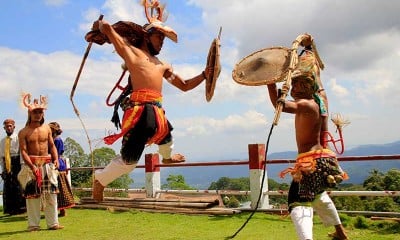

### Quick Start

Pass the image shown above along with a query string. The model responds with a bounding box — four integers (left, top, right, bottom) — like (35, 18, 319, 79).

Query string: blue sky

(1, 0, 399, 162)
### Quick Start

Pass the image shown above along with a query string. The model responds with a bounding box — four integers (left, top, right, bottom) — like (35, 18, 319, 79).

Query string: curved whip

(70, 14, 103, 179)
(106, 67, 128, 106)
(227, 124, 275, 239)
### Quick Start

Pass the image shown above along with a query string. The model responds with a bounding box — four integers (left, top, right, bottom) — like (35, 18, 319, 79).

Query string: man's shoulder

(18, 126, 31, 136)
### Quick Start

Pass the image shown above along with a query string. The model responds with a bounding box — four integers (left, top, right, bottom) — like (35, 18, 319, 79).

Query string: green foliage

(63, 138, 132, 198)
(384, 169, 400, 204)
(64, 137, 90, 187)
(334, 169, 400, 212)
(354, 216, 369, 229)
(91, 147, 117, 167)
(332, 196, 364, 211)
(364, 197, 399, 212)
(226, 196, 240, 208)
(338, 213, 352, 227)
(161, 174, 195, 190)
(363, 169, 385, 191)
(208, 176, 250, 203)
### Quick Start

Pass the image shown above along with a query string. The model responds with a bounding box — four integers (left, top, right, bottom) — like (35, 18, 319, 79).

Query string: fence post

(145, 153, 160, 198)
(248, 144, 269, 209)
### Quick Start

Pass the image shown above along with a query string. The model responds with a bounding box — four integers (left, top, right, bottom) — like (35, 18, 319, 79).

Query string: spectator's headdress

(3, 119, 15, 126)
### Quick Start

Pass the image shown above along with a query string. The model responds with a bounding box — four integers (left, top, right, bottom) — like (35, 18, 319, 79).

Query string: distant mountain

(338, 140, 400, 183)
(130, 140, 400, 189)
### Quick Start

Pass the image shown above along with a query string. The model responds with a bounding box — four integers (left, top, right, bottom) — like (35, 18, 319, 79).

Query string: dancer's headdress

(141, 0, 178, 43)
(21, 93, 48, 112)
(21, 93, 47, 126)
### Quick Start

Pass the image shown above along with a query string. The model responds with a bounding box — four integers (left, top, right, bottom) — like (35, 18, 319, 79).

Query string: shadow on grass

(0, 230, 28, 237)
(0, 214, 27, 223)
(208, 212, 290, 223)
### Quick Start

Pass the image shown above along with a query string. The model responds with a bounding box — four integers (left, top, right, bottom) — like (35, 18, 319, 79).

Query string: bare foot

(329, 224, 348, 240)
(162, 153, 185, 164)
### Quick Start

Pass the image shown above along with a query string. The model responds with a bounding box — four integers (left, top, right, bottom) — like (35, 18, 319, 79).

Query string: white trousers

(291, 192, 341, 240)
(95, 156, 137, 186)
(26, 193, 59, 229)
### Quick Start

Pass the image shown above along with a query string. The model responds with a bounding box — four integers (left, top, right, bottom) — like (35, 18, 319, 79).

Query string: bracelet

(202, 71, 207, 79)
(166, 72, 176, 83)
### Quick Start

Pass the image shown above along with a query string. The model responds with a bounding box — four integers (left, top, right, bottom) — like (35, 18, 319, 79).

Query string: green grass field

(0, 207, 399, 240)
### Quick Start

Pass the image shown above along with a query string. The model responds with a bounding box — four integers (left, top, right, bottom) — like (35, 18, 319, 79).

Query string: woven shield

(205, 36, 221, 102)
(232, 46, 291, 86)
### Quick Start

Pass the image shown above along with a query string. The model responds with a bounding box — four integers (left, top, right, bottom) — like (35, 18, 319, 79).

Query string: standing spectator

(49, 122, 75, 217)
(18, 94, 63, 231)
(0, 119, 26, 215)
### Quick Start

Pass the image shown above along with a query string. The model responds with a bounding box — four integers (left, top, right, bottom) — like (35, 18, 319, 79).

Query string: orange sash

(279, 149, 337, 180)
(30, 155, 52, 165)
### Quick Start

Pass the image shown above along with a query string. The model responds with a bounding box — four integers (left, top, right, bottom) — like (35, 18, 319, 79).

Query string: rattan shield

(205, 37, 221, 102)
(232, 46, 291, 86)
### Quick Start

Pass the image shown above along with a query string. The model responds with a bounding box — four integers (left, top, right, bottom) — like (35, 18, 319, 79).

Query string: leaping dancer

(83, 0, 215, 202)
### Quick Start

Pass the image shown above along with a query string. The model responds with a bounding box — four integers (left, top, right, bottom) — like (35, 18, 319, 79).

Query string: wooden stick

(70, 14, 104, 114)
(273, 34, 310, 126)
(69, 14, 103, 182)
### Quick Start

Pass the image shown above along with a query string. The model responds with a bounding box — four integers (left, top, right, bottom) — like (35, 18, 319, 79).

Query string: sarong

(18, 155, 59, 199)
(2, 156, 26, 215)
(57, 171, 75, 210)
(104, 89, 169, 146)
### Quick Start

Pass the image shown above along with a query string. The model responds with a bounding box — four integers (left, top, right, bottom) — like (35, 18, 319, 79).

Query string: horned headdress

(21, 93, 48, 112)
(141, 0, 178, 43)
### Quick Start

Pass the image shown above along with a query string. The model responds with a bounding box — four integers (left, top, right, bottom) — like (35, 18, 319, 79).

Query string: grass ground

(0, 207, 399, 240)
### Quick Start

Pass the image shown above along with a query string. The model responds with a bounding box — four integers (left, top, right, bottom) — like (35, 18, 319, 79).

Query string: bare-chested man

(18, 94, 63, 231)
(267, 36, 348, 240)
(89, 2, 212, 202)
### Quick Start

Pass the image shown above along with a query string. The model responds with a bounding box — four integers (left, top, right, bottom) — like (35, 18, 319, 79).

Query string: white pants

(26, 193, 59, 229)
(95, 156, 137, 186)
(291, 192, 341, 240)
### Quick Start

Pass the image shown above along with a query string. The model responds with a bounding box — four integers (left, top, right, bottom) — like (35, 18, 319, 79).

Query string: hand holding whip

(273, 34, 312, 126)
(70, 14, 104, 115)
(70, 14, 104, 176)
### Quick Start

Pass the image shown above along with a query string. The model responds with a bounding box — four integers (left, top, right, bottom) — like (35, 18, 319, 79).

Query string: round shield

(205, 36, 221, 102)
(232, 46, 291, 86)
